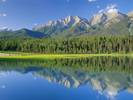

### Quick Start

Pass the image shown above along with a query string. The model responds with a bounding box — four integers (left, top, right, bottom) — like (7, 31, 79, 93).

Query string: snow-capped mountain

(88, 7, 130, 35)
(33, 7, 131, 37)
(90, 7, 128, 27)
(33, 16, 90, 37)
(34, 16, 90, 30)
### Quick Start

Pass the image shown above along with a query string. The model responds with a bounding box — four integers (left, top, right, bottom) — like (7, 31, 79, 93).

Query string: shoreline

(0, 53, 132, 59)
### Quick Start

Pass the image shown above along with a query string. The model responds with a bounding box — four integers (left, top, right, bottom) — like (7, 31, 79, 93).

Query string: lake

(0, 57, 133, 100)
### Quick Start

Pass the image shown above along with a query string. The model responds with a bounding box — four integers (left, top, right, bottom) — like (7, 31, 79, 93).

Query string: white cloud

(88, 0, 97, 2)
(98, 4, 118, 13)
(2, 13, 7, 16)
(0, 13, 7, 17)
(0, 0, 6, 2)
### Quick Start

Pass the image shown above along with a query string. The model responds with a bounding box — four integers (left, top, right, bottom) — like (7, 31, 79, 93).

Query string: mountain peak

(90, 4, 128, 26)
(33, 16, 90, 36)
(32, 9, 131, 37)
(64, 16, 81, 24)
(99, 4, 118, 14)
(90, 8, 127, 26)
(63, 16, 89, 26)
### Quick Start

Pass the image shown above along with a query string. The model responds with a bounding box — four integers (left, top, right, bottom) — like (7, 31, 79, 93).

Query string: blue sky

(0, 0, 133, 30)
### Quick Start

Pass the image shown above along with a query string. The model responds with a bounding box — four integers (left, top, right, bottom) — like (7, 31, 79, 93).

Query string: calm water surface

(0, 57, 133, 100)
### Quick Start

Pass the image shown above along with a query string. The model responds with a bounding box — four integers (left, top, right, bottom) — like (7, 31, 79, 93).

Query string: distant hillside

(0, 28, 47, 39)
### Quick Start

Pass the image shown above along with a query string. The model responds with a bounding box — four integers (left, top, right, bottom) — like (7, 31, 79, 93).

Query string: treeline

(0, 35, 133, 53)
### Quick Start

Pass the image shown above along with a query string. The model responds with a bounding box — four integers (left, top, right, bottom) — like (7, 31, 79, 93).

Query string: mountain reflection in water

(0, 57, 133, 100)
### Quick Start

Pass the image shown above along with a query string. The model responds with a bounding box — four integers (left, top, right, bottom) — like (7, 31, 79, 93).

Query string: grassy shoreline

(0, 52, 133, 60)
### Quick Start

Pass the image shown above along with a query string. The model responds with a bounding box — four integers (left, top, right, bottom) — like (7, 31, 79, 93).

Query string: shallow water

(0, 57, 133, 100)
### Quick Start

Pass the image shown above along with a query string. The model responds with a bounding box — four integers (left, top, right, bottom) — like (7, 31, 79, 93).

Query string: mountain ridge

(0, 9, 133, 38)
(33, 9, 132, 37)
(0, 28, 48, 39)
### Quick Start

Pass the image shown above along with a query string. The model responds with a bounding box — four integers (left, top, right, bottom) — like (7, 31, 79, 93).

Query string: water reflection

(0, 57, 133, 100)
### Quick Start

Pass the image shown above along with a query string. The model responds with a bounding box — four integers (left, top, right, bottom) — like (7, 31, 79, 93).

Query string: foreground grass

(0, 52, 133, 60)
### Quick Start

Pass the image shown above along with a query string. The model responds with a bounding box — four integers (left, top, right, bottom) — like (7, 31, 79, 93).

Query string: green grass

(0, 51, 133, 60)
(0, 51, 33, 55)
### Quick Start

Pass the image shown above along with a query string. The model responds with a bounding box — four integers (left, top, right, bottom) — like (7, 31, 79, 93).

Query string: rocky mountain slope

(33, 8, 132, 37)
(33, 16, 90, 37)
